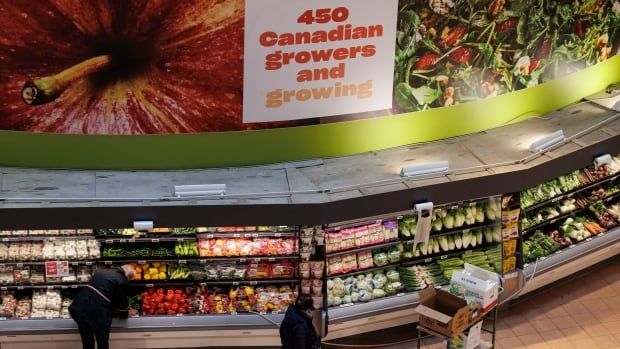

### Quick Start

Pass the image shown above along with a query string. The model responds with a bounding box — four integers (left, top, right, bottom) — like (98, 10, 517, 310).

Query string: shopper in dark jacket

(69, 265, 135, 349)
(280, 294, 319, 349)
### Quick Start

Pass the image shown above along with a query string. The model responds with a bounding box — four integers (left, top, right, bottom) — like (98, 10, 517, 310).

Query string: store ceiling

(0, 99, 618, 209)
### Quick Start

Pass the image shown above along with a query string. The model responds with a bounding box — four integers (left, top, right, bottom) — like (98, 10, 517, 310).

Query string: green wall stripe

(1, 55, 619, 170)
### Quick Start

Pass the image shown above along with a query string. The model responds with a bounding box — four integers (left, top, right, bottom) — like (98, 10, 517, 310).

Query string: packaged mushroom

(0, 265, 14, 285)
(30, 267, 45, 285)
(19, 243, 32, 262)
(13, 267, 30, 285)
(87, 240, 101, 259)
(76, 240, 89, 260)
(0, 230, 11, 237)
(61, 297, 72, 318)
(45, 230, 60, 236)
(0, 292, 17, 318)
(15, 297, 32, 318)
(61, 229, 76, 236)
(31, 242, 44, 261)
(13, 230, 28, 237)
(42, 241, 55, 260)
(54, 241, 67, 260)
(77, 229, 93, 236)
(28, 230, 45, 236)
(65, 240, 77, 260)
(31, 291, 47, 318)
(0, 243, 8, 261)
(8, 243, 19, 262)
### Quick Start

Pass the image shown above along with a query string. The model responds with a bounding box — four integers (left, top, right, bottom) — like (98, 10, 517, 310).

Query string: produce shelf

(400, 243, 500, 267)
(402, 220, 498, 241)
(129, 279, 299, 288)
(326, 240, 401, 257)
(521, 191, 620, 236)
(99, 237, 196, 243)
(523, 225, 620, 276)
(0, 261, 96, 266)
(0, 284, 86, 291)
(327, 262, 401, 279)
(196, 232, 297, 238)
(0, 236, 94, 242)
(100, 255, 298, 264)
(522, 173, 620, 213)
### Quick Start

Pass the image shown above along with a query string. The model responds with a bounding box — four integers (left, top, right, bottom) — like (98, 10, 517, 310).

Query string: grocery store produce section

(0, 154, 619, 345)
(1, 227, 300, 319)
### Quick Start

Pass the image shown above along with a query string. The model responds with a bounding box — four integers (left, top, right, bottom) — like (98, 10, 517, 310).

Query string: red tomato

(448, 47, 473, 64)
(415, 53, 440, 70)
(496, 18, 519, 32)
(178, 308, 187, 314)
(175, 290, 183, 294)
(167, 310, 176, 315)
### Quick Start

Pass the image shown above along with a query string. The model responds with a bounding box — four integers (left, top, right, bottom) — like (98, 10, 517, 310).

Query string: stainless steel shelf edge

(328, 292, 420, 323)
(0, 313, 285, 335)
(523, 226, 620, 278)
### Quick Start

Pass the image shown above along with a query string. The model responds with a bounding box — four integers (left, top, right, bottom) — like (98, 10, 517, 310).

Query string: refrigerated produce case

(0, 99, 618, 348)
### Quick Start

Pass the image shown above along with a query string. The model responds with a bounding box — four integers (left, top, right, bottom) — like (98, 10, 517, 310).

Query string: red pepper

(415, 53, 440, 70)
(448, 47, 473, 64)
(496, 18, 519, 32)
(529, 59, 540, 73)
(439, 25, 467, 49)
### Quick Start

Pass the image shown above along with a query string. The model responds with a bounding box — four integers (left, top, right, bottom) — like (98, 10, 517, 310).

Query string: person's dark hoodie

(279, 304, 318, 349)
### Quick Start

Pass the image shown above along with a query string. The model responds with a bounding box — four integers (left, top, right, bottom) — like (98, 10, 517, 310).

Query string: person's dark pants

(70, 309, 111, 349)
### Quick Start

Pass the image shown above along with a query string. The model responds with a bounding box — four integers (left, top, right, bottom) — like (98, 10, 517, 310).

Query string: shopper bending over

(280, 294, 320, 349)
(69, 264, 136, 349)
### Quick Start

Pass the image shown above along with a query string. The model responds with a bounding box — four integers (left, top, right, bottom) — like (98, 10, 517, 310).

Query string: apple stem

(22, 55, 112, 105)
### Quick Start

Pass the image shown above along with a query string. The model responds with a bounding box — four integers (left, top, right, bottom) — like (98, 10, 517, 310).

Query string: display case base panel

(0, 328, 281, 349)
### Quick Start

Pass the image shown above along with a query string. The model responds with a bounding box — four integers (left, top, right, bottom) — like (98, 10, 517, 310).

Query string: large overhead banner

(243, 0, 398, 123)
(0, 0, 617, 135)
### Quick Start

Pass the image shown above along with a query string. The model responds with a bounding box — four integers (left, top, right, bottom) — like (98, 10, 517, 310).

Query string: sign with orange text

(243, 0, 398, 123)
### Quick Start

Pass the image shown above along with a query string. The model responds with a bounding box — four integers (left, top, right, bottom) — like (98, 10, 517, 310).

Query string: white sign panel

(243, 0, 398, 123)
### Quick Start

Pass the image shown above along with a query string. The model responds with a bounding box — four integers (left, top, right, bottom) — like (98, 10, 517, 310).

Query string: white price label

(178, 260, 187, 264)
(71, 262, 79, 266)
(120, 239, 127, 243)
(151, 239, 160, 243)
(45, 316, 55, 320)
(424, 258, 432, 263)
(569, 244, 576, 249)
(47, 285, 54, 290)
(85, 262, 93, 266)
(440, 255, 448, 260)
(239, 258, 247, 262)
(17, 286, 24, 290)
(146, 284, 154, 288)
(199, 282, 207, 286)
(232, 281, 240, 286)
(199, 259, 207, 264)
(275, 233, 282, 237)
(177, 238, 185, 242)
(0, 287, 7, 291)
(396, 293, 405, 297)
(207, 234, 214, 239)
(176, 313, 184, 317)
(252, 234, 259, 238)
(71, 285, 78, 289)
(105, 240, 113, 244)
(250, 281, 258, 285)
(268, 258, 276, 262)
(1, 238, 8, 242)
(600, 232, 606, 236)
(253, 258, 261, 262)
(137, 261, 146, 265)
(586, 237, 593, 242)
(16, 263, 23, 268)
(233, 234, 241, 238)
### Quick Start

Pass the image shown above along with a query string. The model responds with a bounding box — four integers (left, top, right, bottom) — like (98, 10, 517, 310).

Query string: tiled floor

(324, 256, 620, 349)
(495, 258, 620, 349)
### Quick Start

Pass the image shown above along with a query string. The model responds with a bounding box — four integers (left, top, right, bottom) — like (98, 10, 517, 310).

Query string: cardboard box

(450, 263, 500, 314)
(416, 287, 471, 337)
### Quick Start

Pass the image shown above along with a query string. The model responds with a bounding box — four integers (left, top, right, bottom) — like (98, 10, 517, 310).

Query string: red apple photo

(0, 0, 308, 134)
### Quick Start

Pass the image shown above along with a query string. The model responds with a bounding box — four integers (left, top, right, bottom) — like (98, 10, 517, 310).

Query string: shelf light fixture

(528, 130, 565, 153)
(400, 161, 449, 178)
(173, 184, 227, 197)
(133, 220, 154, 231)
